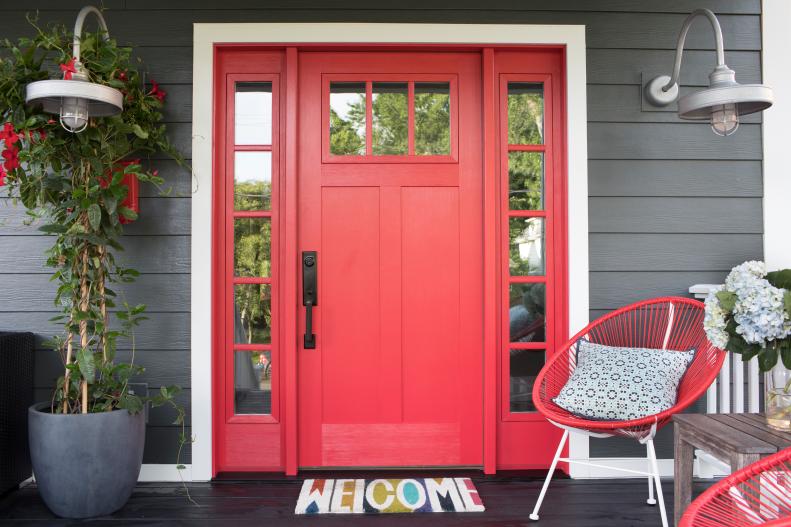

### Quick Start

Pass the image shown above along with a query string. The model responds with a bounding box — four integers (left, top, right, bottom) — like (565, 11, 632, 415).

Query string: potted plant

(0, 11, 187, 518)
(703, 261, 791, 431)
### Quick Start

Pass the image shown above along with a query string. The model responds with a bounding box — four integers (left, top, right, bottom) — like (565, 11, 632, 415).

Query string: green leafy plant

(0, 15, 190, 467)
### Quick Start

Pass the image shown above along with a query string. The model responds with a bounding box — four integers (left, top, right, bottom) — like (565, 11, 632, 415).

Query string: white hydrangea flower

(710, 260, 791, 348)
(703, 288, 729, 349)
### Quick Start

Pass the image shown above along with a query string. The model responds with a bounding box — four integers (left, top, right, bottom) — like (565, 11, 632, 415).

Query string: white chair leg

(647, 442, 656, 505)
(529, 429, 569, 521)
(646, 439, 669, 527)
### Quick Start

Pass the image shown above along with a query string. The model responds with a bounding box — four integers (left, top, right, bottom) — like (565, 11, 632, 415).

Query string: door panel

(298, 52, 483, 467)
(320, 186, 381, 423)
(401, 187, 460, 423)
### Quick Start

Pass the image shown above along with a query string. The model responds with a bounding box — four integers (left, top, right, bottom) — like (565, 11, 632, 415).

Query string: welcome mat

(295, 477, 485, 514)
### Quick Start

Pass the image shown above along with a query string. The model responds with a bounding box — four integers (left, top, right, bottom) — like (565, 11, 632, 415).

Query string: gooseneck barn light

(25, 6, 123, 133)
(645, 8, 773, 136)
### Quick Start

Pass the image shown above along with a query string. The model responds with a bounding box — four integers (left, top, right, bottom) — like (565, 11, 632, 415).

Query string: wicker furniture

(674, 413, 791, 526)
(680, 447, 791, 526)
(0, 332, 34, 496)
(530, 297, 726, 527)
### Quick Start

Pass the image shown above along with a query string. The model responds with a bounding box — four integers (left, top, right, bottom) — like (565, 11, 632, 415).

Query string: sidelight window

(228, 80, 278, 417)
(502, 79, 552, 415)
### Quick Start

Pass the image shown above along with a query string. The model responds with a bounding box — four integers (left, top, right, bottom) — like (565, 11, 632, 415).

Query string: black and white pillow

(552, 340, 695, 421)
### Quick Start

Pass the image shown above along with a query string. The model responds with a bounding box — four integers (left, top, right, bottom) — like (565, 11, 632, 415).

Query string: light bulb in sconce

(60, 96, 90, 133)
(710, 103, 739, 137)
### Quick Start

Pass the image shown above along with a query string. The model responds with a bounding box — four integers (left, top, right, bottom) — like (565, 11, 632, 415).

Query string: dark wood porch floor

(0, 474, 710, 526)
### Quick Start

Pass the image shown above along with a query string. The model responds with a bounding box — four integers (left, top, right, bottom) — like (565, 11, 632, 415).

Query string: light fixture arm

(72, 6, 111, 64)
(662, 8, 726, 92)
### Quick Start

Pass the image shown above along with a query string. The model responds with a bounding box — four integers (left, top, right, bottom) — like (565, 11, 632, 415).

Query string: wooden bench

(673, 413, 791, 526)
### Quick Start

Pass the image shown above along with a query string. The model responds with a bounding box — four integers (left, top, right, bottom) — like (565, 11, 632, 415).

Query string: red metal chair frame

(529, 297, 726, 527)
(680, 447, 791, 527)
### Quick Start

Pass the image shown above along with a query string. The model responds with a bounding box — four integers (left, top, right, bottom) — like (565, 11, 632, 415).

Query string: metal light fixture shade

(677, 84, 774, 120)
(644, 8, 773, 135)
(24, 6, 123, 132)
(26, 79, 123, 117)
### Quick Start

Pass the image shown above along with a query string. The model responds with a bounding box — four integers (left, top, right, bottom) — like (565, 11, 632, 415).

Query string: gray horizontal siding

(0, 312, 189, 350)
(588, 160, 762, 197)
(588, 198, 762, 233)
(0, 236, 190, 274)
(0, 0, 763, 465)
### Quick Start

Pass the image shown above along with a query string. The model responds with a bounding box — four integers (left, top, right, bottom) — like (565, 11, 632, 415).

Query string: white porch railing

(689, 284, 762, 477)
(689, 284, 762, 415)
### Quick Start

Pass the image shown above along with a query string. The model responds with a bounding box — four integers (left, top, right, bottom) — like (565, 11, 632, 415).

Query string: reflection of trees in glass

(330, 104, 365, 155)
(232, 184, 272, 344)
(373, 85, 408, 155)
(234, 218, 270, 277)
(415, 87, 450, 155)
(328, 83, 451, 156)
(234, 180, 271, 211)
(235, 284, 271, 344)
(508, 85, 543, 144)
(508, 152, 543, 210)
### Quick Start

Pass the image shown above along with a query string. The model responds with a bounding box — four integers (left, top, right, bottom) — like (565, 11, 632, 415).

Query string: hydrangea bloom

(705, 261, 791, 349)
(703, 288, 729, 349)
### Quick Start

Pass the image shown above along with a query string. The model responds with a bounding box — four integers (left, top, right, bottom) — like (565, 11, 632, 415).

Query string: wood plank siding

(0, 0, 763, 463)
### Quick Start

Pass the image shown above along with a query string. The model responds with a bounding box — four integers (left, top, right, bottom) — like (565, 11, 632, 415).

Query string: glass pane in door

(330, 82, 366, 155)
(372, 82, 408, 155)
(234, 351, 272, 414)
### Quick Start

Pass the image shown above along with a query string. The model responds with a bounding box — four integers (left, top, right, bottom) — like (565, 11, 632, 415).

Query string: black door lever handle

(304, 299, 315, 349)
(302, 251, 317, 349)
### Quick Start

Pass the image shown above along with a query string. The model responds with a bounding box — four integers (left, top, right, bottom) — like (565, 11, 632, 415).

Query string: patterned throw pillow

(552, 340, 695, 421)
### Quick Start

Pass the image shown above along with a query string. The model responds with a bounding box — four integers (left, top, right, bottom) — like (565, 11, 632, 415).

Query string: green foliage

(716, 290, 737, 312)
(414, 90, 450, 155)
(508, 151, 543, 210)
(372, 91, 407, 155)
(507, 89, 543, 144)
(767, 269, 791, 291)
(0, 16, 188, 419)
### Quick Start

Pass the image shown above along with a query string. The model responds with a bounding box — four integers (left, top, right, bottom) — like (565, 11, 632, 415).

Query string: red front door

(296, 52, 484, 467)
(213, 47, 567, 474)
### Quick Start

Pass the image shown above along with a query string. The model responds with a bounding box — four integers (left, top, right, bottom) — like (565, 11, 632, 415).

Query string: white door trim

(190, 22, 589, 482)
(762, 0, 791, 270)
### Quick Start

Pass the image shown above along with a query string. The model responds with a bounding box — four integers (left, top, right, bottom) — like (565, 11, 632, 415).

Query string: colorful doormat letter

(295, 477, 485, 514)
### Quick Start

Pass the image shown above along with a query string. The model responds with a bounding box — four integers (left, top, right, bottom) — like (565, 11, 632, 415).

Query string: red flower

(0, 122, 19, 145)
(149, 80, 166, 102)
(0, 163, 6, 187)
(117, 70, 128, 82)
(60, 58, 77, 80)
(2, 146, 19, 171)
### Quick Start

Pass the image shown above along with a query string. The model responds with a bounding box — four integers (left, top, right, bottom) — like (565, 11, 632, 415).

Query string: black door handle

(302, 251, 317, 349)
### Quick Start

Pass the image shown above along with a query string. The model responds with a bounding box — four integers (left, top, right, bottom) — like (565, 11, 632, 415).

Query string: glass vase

(765, 362, 791, 431)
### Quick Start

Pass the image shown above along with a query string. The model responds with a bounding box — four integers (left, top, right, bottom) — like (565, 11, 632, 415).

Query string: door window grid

(228, 79, 278, 419)
(326, 77, 456, 161)
(502, 79, 552, 418)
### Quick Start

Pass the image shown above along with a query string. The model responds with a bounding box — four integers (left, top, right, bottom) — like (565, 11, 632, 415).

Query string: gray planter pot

(28, 402, 144, 519)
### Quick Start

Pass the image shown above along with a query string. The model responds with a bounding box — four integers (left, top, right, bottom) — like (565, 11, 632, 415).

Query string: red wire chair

(529, 297, 726, 527)
(680, 447, 791, 527)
